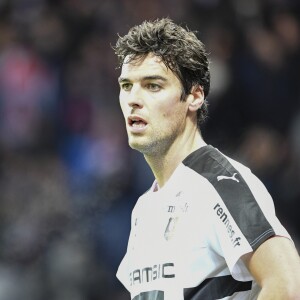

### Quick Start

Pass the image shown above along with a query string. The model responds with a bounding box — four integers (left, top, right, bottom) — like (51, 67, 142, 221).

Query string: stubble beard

(128, 129, 179, 157)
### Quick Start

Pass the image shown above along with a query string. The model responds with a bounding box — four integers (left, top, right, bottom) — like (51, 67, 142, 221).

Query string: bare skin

(244, 237, 300, 299)
(119, 53, 206, 188)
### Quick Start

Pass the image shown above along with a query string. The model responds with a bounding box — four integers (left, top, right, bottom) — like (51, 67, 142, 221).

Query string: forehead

(120, 53, 174, 79)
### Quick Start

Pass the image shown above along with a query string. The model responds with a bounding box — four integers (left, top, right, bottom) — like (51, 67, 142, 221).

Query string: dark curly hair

(114, 18, 210, 126)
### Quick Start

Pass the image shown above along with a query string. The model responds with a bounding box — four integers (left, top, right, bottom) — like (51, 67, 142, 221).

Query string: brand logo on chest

(164, 217, 179, 241)
(164, 192, 189, 240)
(166, 191, 189, 213)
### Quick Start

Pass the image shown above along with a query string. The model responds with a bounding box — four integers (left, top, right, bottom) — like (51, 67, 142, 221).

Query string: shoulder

(183, 145, 279, 250)
(182, 145, 251, 186)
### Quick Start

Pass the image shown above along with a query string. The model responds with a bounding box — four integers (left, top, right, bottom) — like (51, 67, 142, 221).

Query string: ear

(187, 85, 205, 112)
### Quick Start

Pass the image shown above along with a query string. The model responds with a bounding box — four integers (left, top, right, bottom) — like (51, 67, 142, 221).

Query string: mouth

(127, 116, 148, 131)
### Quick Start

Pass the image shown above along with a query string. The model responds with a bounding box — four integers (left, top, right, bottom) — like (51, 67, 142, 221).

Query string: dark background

(0, 0, 299, 299)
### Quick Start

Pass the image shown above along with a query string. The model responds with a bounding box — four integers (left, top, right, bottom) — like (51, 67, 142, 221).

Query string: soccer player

(114, 18, 300, 299)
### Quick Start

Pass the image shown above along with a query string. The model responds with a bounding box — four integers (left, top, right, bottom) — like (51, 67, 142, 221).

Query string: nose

(127, 85, 144, 108)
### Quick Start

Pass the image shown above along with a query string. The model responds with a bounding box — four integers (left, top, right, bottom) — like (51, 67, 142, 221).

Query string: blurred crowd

(0, 0, 299, 299)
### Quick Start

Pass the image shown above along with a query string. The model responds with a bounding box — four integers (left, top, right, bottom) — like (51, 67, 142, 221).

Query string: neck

(145, 129, 206, 189)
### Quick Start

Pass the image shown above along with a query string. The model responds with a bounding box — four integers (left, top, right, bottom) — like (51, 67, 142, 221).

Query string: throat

(145, 135, 207, 188)
(145, 153, 178, 189)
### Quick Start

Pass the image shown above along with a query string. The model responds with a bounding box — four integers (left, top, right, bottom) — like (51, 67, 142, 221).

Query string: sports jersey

(117, 145, 291, 300)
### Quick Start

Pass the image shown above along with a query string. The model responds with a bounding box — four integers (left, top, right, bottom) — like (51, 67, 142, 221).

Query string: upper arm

(244, 236, 300, 299)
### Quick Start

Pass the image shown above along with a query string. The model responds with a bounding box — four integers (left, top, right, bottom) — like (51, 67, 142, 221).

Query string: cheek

(162, 101, 187, 119)
(161, 108, 172, 119)
(119, 96, 126, 115)
(119, 105, 128, 123)
(160, 95, 183, 117)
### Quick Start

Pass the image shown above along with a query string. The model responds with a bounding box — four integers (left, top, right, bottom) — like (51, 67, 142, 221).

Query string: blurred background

(0, 0, 299, 299)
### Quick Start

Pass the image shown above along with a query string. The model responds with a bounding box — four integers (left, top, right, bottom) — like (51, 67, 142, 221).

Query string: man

(114, 18, 300, 299)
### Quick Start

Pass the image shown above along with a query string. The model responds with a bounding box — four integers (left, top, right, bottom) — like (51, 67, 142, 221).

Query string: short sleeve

(208, 167, 291, 281)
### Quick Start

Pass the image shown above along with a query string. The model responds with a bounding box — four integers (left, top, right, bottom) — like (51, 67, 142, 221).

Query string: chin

(128, 139, 148, 153)
(129, 141, 145, 152)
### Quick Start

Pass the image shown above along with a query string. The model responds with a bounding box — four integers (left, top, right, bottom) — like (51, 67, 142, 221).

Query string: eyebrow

(118, 75, 168, 83)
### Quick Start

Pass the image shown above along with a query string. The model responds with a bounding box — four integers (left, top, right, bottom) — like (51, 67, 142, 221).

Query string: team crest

(164, 217, 179, 241)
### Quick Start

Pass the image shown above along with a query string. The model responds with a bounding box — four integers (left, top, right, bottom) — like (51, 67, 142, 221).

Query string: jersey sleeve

(182, 146, 292, 283)
(209, 167, 291, 281)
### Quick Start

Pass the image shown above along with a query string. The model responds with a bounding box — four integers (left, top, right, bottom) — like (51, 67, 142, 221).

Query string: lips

(128, 116, 147, 126)
(127, 115, 148, 132)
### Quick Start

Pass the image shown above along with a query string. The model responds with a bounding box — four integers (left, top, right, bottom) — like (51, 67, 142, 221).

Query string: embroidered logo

(217, 172, 240, 183)
(164, 217, 179, 241)
(175, 191, 182, 197)
(167, 205, 175, 213)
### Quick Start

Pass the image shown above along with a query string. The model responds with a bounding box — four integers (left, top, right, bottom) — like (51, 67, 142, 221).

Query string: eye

(121, 83, 132, 91)
(147, 83, 161, 92)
